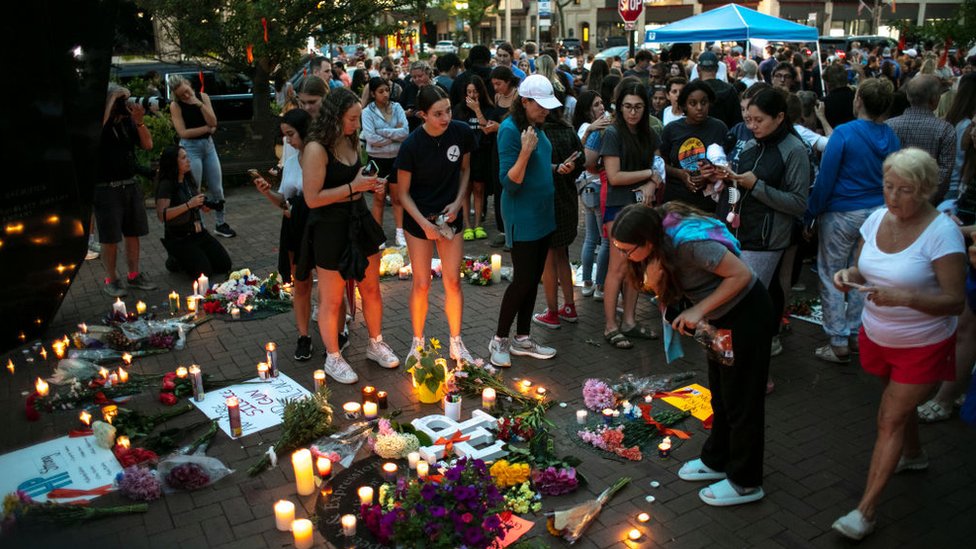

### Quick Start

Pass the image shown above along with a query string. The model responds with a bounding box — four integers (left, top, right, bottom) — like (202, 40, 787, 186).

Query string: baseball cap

(882, 47, 892, 57)
(905, 48, 918, 58)
(518, 74, 562, 109)
(697, 51, 719, 70)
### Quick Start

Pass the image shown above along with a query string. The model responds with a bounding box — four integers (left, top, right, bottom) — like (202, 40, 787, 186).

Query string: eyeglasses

(621, 103, 645, 113)
(611, 240, 641, 258)
(773, 73, 792, 80)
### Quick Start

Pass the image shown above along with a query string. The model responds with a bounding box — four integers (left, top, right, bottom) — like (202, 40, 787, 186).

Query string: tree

(910, 0, 976, 51)
(438, 0, 495, 43)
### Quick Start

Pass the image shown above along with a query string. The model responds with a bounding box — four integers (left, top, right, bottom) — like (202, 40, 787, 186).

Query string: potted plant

(406, 338, 448, 404)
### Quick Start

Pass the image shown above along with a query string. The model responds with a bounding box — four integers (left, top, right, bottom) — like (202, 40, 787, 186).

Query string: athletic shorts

(858, 327, 956, 385)
(93, 181, 150, 243)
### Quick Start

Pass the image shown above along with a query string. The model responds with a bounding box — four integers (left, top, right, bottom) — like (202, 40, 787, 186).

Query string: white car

(434, 41, 458, 54)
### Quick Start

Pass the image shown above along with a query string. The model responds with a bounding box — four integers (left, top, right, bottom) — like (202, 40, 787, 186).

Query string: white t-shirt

(278, 153, 303, 200)
(794, 124, 828, 152)
(858, 208, 964, 348)
(662, 106, 684, 126)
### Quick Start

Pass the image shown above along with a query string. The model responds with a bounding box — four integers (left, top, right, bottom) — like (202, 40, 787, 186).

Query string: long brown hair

(308, 87, 360, 154)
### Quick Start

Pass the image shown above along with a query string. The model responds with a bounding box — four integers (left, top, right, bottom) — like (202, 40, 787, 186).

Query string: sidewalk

(2, 186, 973, 548)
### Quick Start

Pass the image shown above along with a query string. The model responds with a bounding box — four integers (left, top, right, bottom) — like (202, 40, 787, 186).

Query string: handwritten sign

(491, 514, 534, 548)
(661, 383, 713, 421)
(0, 434, 122, 503)
(190, 373, 310, 438)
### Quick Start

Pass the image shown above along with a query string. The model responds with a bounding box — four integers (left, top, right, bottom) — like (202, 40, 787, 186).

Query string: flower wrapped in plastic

(531, 466, 579, 496)
(545, 477, 630, 544)
(117, 466, 161, 502)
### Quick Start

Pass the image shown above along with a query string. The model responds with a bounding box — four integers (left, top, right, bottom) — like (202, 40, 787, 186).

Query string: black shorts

(369, 156, 398, 185)
(403, 210, 463, 241)
(94, 182, 149, 243)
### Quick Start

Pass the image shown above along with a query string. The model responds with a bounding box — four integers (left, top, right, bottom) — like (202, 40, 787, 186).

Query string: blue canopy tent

(644, 4, 819, 44)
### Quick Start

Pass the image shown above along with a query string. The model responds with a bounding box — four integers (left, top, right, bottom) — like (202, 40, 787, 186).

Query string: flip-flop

(917, 399, 952, 423)
(699, 479, 765, 507)
(620, 323, 659, 340)
(678, 459, 726, 481)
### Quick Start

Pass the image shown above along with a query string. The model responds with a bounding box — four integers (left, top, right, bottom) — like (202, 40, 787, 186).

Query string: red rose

(93, 392, 111, 404)
(162, 380, 176, 391)
(159, 392, 178, 406)
(163, 372, 177, 382)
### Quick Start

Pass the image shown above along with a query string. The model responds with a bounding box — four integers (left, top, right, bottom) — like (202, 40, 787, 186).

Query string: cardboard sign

(491, 514, 535, 548)
(190, 373, 311, 438)
(661, 383, 713, 421)
(0, 434, 122, 503)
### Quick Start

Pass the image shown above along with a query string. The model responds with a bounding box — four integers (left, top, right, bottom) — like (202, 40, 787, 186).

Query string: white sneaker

(395, 229, 407, 248)
(367, 336, 400, 369)
(324, 353, 358, 384)
(832, 509, 875, 540)
(510, 337, 556, 360)
(449, 337, 476, 364)
(592, 287, 604, 301)
(581, 284, 595, 297)
(488, 337, 511, 368)
(770, 336, 783, 357)
(405, 337, 424, 367)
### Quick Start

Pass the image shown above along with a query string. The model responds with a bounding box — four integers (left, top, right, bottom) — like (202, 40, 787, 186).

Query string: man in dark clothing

(434, 53, 462, 93)
(449, 45, 492, 111)
(696, 52, 742, 129)
(624, 50, 654, 88)
(759, 45, 778, 83)
(822, 64, 855, 129)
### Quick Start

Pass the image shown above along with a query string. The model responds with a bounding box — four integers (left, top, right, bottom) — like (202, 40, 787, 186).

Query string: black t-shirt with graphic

(394, 120, 476, 216)
(659, 117, 728, 212)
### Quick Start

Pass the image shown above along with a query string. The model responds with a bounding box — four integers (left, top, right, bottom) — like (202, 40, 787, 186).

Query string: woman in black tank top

(300, 88, 399, 384)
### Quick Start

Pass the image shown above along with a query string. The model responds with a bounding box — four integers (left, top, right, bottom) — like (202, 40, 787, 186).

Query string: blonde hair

(167, 74, 191, 92)
(883, 148, 939, 200)
(534, 55, 564, 93)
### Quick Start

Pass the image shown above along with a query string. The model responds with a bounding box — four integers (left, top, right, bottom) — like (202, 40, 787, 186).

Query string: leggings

(496, 233, 552, 337)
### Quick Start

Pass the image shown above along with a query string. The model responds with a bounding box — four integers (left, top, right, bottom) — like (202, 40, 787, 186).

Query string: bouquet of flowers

(581, 372, 697, 410)
(371, 418, 421, 459)
(577, 424, 643, 461)
(361, 458, 511, 548)
(460, 256, 494, 286)
(157, 368, 255, 406)
(248, 386, 334, 476)
(1, 490, 147, 533)
(501, 481, 542, 514)
(70, 317, 199, 353)
(116, 466, 161, 502)
(531, 466, 579, 496)
(378, 250, 405, 277)
(202, 269, 291, 316)
(545, 477, 630, 544)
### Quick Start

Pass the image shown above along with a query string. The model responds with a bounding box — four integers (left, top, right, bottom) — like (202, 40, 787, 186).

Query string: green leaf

(424, 378, 441, 394)
(415, 431, 433, 447)
(412, 368, 425, 386)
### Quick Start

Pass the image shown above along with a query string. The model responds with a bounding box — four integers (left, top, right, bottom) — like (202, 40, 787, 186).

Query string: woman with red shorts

(830, 148, 967, 540)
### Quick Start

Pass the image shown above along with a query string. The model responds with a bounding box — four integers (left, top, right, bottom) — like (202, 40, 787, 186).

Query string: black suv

(559, 38, 582, 56)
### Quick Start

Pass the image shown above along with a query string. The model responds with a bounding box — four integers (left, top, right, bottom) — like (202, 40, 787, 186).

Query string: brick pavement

(2, 186, 974, 548)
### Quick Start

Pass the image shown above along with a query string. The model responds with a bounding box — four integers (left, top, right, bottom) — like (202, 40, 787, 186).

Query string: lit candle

(613, 410, 620, 419)
(117, 367, 129, 383)
(113, 298, 127, 318)
(602, 408, 614, 424)
(358, 486, 374, 506)
(343, 402, 361, 419)
(520, 379, 532, 392)
(79, 323, 88, 334)
(243, 304, 253, 315)
(381, 462, 398, 482)
(116, 436, 130, 450)
(6, 359, 14, 374)
(168, 291, 180, 314)
(576, 410, 588, 424)
(185, 296, 197, 313)
(316, 456, 332, 478)
(121, 353, 132, 366)
(257, 362, 270, 380)
(192, 280, 198, 296)
(188, 364, 204, 402)
(628, 528, 642, 541)
(226, 396, 242, 438)
(102, 404, 118, 424)
(482, 388, 496, 410)
(407, 452, 420, 470)
(273, 500, 295, 531)
(313, 369, 326, 390)
(230, 307, 240, 320)
(416, 461, 429, 480)
(108, 373, 118, 386)
(536, 387, 547, 398)
(658, 436, 672, 459)
(196, 274, 210, 295)
(265, 342, 278, 377)
(39, 347, 48, 360)
(340, 514, 357, 537)
(490, 254, 502, 283)
(363, 401, 378, 419)
(175, 366, 188, 379)
(361, 385, 377, 404)
(35, 377, 49, 397)
(292, 518, 313, 549)
(637, 512, 650, 523)
(135, 301, 147, 315)
(644, 394, 653, 404)
(98, 367, 109, 380)
(79, 410, 92, 427)
(291, 449, 315, 496)
(376, 390, 389, 409)
(52, 340, 66, 359)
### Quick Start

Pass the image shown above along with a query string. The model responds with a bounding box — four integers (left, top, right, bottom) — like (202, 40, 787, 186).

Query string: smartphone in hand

(361, 160, 378, 177)
(564, 151, 581, 164)
(247, 168, 262, 180)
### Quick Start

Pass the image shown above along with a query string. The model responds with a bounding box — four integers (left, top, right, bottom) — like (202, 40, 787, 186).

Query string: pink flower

(582, 379, 615, 411)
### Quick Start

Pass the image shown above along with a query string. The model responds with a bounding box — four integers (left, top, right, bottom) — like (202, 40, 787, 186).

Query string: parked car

(434, 40, 458, 54)
(819, 35, 897, 57)
(559, 38, 582, 56)
(595, 45, 629, 62)
(600, 36, 628, 49)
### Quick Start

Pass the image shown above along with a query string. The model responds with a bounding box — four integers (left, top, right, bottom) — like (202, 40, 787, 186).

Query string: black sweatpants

(699, 282, 774, 488)
(165, 231, 232, 277)
(495, 233, 551, 338)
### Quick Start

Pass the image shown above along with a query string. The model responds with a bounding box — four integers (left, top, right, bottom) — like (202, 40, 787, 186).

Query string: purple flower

(531, 466, 580, 496)
(430, 505, 447, 518)
(420, 483, 438, 501)
(583, 379, 615, 411)
(452, 485, 477, 503)
(463, 526, 486, 546)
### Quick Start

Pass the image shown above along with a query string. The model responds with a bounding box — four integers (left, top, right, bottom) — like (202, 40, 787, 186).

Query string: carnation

(165, 463, 211, 491)
(583, 379, 615, 411)
(374, 433, 408, 459)
(118, 466, 161, 501)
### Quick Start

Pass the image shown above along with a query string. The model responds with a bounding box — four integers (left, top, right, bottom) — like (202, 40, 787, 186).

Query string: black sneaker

(489, 233, 507, 248)
(127, 272, 158, 290)
(103, 279, 127, 298)
(294, 336, 313, 361)
(214, 223, 237, 238)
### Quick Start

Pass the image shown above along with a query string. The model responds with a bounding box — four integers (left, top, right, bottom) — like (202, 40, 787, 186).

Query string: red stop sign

(618, 0, 643, 23)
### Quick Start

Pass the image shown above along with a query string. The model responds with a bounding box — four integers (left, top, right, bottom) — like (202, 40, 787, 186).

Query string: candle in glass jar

(313, 369, 326, 390)
(273, 500, 294, 531)
(265, 342, 278, 377)
(407, 452, 420, 470)
(116, 436, 130, 450)
(316, 456, 332, 478)
(361, 385, 377, 404)
(482, 388, 496, 409)
(113, 298, 127, 318)
(226, 396, 242, 438)
(416, 461, 429, 480)
(602, 408, 614, 424)
(168, 291, 180, 314)
(79, 410, 92, 427)
(230, 307, 240, 320)
(291, 449, 315, 496)
(52, 340, 66, 359)
(135, 301, 147, 315)
(176, 366, 188, 379)
(535, 386, 547, 398)
(381, 462, 398, 482)
(363, 401, 378, 419)
(376, 390, 389, 409)
(343, 402, 361, 419)
(292, 518, 313, 549)
(185, 296, 197, 313)
(35, 377, 49, 397)
(576, 410, 588, 424)
(658, 436, 672, 459)
(358, 486, 374, 506)
(117, 367, 129, 383)
(490, 254, 502, 283)
(520, 379, 532, 391)
(188, 364, 204, 401)
(637, 512, 650, 523)
(257, 362, 269, 380)
(341, 514, 356, 537)
(121, 352, 132, 366)
(243, 304, 253, 315)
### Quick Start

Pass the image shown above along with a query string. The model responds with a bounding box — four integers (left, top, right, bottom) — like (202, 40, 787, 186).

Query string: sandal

(462, 228, 475, 241)
(814, 344, 850, 364)
(678, 458, 726, 481)
(917, 399, 952, 423)
(699, 479, 765, 507)
(474, 226, 488, 239)
(604, 329, 633, 349)
(620, 323, 659, 340)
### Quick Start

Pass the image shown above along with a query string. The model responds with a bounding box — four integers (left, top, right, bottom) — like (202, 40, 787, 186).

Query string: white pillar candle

(113, 298, 127, 318)
(292, 518, 313, 549)
(576, 410, 588, 424)
(35, 378, 49, 397)
(416, 461, 429, 480)
(341, 514, 357, 537)
(196, 274, 209, 295)
(188, 364, 204, 402)
(292, 449, 315, 496)
(273, 500, 295, 531)
(491, 254, 502, 283)
(343, 402, 361, 419)
(482, 387, 496, 409)
(363, 401, 378, 419)
(230, 307, 240, 320)
(265, 342, 279, 377)
(407, 451, 420, 470)
(358, 486, 374, 506)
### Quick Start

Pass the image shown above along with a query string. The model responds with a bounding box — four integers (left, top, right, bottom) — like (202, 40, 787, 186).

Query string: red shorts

(858, 327, 956, 385)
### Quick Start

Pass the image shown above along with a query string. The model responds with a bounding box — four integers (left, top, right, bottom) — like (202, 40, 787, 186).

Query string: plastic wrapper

(611, 372, 696, 402)
(157, 455, 233, 494)
(309, 420, 373, 468)
(545, 477, 630, 544)
(694, 321, 734, 366)
(48, 358, 101, 385)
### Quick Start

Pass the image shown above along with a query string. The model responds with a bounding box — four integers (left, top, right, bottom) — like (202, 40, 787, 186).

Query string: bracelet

(347, 182, 353, 198)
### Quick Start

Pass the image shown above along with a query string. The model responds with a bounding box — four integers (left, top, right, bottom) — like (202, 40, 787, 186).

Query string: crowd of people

(95, 37, 976, 540)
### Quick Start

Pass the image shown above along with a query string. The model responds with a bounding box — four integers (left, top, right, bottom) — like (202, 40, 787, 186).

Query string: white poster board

(190, 374, 311, 438)
(0, 434, 122, 503)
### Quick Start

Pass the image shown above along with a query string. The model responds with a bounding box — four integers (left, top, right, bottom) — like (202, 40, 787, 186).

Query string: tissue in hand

(706, 144, 728, 167)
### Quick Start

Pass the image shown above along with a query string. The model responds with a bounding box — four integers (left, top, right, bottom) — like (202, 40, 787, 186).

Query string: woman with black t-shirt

(453, 75, 501, 241)
(154, 146, 231, 277)
(397, 85, 478, 365)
